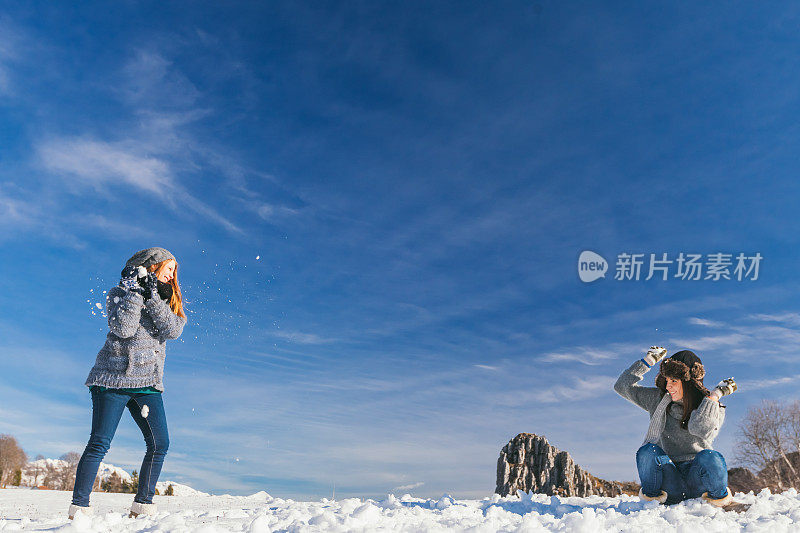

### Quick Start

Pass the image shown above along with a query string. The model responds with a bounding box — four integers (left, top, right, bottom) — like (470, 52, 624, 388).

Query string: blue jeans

(72, 388, 169, 506)
(636, 443, 728, 504)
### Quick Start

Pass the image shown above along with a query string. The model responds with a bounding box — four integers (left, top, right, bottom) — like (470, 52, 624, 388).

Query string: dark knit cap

(124, 247, 176, 270)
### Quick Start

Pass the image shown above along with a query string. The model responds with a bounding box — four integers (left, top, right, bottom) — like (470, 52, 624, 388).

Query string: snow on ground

(1, 488, 799, 532)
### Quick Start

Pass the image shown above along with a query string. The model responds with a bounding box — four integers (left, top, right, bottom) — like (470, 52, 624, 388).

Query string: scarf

(157, 279, 173, 301)
(642, 393, 673, 446)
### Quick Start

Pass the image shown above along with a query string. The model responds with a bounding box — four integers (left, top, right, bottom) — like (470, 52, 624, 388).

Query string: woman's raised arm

(613, 347, 667, 413)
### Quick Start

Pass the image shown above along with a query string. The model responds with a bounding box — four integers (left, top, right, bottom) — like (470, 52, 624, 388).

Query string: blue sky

(2, 1, 800, 499)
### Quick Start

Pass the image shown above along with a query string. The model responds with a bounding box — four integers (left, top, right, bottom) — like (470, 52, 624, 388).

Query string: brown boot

(68, 504, 93, 520)
(702, 488, 733, 507)
(638, 488, 668, 503)
(129, 501, 157, 518)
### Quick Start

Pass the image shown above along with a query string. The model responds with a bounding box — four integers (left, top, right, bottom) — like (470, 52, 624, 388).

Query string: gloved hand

(120, 265, 147, 294)
(642, 346, 667, 367)
(142, 272, 159, 300)
(710, 377, 737, 400)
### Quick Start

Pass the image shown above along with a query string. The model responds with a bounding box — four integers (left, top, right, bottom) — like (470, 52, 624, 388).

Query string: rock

(496, 433, 638, 497)
(727, 467, 760, 495)
(730, 451, 800, 494)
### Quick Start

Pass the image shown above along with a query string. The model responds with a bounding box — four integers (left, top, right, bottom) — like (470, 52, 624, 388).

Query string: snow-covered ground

(1, 488, 800, 532)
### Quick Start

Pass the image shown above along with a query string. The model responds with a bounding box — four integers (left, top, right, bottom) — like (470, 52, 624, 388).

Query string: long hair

(655, 352, 713, 430)
(147, 260, 186, 319)
(655, 374, 705, 429)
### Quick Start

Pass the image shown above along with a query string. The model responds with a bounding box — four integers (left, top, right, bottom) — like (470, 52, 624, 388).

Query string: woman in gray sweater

(69, 247, 187, 520)
(614, 347, 736, 506)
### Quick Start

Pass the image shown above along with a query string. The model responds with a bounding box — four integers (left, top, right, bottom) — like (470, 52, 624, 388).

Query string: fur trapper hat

(655, 350, 710, 396)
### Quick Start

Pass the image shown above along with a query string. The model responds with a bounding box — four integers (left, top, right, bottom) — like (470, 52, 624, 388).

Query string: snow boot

(68, 504, 93, 520)
(638, 488, 668, 503)
(702, 488, 733, 507)
(129, 501, 157, 518)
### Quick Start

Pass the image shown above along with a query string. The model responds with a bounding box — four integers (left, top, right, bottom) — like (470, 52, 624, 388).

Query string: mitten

(142, 272, 159, 300)
(120, 265, 147, 293)
(710, 377, 737, 400)
(157, 279, 173, 301)
(642, 346, 667, 367)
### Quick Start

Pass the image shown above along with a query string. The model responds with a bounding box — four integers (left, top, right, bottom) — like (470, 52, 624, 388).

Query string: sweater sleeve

(687, 397, 725, 441)
(614, 360, 664, 412)
(106, 287, 144, 339)
(144, 297, 187, 340)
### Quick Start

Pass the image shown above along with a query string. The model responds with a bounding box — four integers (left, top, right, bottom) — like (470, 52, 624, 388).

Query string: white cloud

(120, 49, 200, 109)
(540, 347, 618, 365)
(38, 138, 173, 194)
(270, 330, 337, 345)
(37, 137, 242, 234)
(392, 481, 424, 491)
(747, 313, 800, 327)
(0, 18, 24, 95)
(688, 317, 724, 327)
(667, 333, 749, 351)
(0, 185, 38, 223)
(255, 203, 299, 220)
(506, 375, 616, 404)
(738, 374, 800, 392)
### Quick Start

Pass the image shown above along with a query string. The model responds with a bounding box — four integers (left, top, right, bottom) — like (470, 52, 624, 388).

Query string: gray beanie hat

(124, 247, 176, 270)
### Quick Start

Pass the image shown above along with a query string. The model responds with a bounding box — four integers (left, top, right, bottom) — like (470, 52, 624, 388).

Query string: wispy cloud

(37, 137, 242, 234)
(119, 49, 200, 109)
(738, 374, 800, 392)
(540, 346, 619, 365)
(0, 183, 39, 224)
(392, 481, 424, 491)
(688, 317, 724, 327)
(747, 313, 800, 327)
(39, 138, 174, 194)
(505, 376, 616, 404)
(667, 333, 749, 351)
(269, 330, 337, 345)
(0, 18, 24, 95)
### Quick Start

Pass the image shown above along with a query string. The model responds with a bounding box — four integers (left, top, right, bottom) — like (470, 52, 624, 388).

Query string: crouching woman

(613, 347, 736, 506)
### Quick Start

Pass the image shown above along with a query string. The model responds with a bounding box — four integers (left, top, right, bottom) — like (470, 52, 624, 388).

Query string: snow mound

(155, 481, 209, 497)
(95, 463, 133, 483)
(1, 487, 798, 531)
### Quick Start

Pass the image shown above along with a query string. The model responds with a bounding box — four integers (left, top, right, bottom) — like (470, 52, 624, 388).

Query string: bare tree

(42, 461, 59, 489)
(27, 454, 47, 487)
(735, 400, 800, 490)
(0, 435, 28, 488)
(55, 451, 82, 491)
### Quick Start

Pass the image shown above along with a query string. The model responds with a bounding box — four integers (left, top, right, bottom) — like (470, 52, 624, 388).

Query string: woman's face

(155, 260, 176, 283)
(665, 377, 684, 401)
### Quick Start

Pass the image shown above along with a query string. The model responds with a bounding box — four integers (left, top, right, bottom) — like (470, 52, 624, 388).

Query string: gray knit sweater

(614, 360, 725, 462)
(85, 286, 187, 392)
